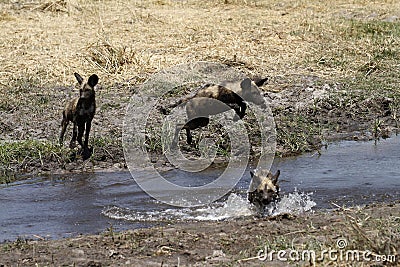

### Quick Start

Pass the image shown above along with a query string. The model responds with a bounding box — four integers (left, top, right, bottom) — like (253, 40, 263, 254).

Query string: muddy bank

(1, 202, 398, 266)
(1, 73, 399, 180)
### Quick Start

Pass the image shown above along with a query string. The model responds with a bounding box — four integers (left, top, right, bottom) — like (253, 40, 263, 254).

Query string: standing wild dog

(248, 169, 280, 209)
(164, 77, 268, 145)
(59, 73, 99, 156)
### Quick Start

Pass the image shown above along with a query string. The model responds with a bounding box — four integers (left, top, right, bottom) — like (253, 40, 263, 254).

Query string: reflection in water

(0, 136, 399, 242)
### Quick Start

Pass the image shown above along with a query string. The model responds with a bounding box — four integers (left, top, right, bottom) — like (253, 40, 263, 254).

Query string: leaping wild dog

(59, 73, 99, 158)
(161, 77, 268, 145)
(248, 169, 280, 209)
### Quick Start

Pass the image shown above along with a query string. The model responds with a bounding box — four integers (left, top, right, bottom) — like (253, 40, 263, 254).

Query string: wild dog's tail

(168, 95, 193, 109)
(60, 110, 66, 126)
(158, 84, 210, 115)
(158, 96, 193, 115)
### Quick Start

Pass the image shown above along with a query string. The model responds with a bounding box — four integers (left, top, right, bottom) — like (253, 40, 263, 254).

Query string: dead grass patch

(0, 0, 398, 87)
(85, 33, 154, 75)
(86, 35, 137, 74)
(32, 0, 68, 13)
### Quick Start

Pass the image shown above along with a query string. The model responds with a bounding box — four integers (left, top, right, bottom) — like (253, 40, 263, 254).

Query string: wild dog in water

(161, 77, 268, 145)
(248, 169, 280, 209)
(59, 73, 99, 157)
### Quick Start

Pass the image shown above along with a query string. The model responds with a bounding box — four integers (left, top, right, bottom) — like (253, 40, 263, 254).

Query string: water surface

(0, 137, 399, 242)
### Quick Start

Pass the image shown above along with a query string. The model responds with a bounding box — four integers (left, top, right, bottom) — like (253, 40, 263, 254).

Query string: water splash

(266, 189, 316, 216)
(102, 191, 315, 223)
(185, 193, 255, 221)
(102, 194, 255, 222)
(102, 206, 161, 222)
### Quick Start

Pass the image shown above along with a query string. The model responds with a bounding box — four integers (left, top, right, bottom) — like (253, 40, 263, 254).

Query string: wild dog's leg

(230, 102, 246, 121)
(70, 122, 78, 149)
(185, 128, 193, 144)
(184, 117, 209, 144)
(59, 113, 69, 145)
(84, 120, 92, 149)
(77, 122, 85, 148)
(172, 124, 182, 147)
(172, 125, 192, 145)
(238, 101, 247, 119)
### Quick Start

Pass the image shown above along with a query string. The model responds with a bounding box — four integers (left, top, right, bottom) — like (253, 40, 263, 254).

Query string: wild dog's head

(240, 78, 267, 108)
(248, 169, 280, 208)
(74, 73, 99, 100)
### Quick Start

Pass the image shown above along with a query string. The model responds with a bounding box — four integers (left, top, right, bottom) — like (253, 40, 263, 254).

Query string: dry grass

(0, 0, 398, 87)
(85, 32, 153, 75)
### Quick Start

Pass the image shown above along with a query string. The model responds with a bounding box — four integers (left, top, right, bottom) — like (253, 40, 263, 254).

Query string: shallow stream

(0, 137, 399, 242)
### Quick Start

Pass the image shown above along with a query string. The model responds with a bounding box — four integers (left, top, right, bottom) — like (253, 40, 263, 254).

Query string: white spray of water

(184, 193, 255, 221)
(267, 189, 316, 216)
(102, 194, 255, 222)
(102, 191, 316, 222)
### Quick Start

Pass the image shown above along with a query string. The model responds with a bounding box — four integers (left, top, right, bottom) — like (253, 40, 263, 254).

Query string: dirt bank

(1, 73, 399, 181)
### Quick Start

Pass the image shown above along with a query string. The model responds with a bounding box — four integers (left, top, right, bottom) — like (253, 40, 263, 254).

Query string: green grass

(0, 140, 68, 183)
(307, 18, 400, 79)
(0, 136, 125, 183)
(0, 140, 62, 166)
(277, 16, 400, 155)
(90, 135, 123, 161)
(348, 20, 400, 39)
(275, 112, 325, 156)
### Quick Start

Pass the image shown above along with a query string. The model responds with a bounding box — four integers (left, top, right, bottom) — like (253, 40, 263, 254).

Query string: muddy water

(1, 137, 399, 242)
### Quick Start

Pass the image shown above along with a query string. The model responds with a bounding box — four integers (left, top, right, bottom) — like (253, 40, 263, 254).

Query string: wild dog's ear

(240, 78, 252, 90)
(88, 74, 99, 88)
(272, 170, 280, 184)
(250, 170, 255, 178)
(254, 77, 268, 87)
(74, 73, 84, 85)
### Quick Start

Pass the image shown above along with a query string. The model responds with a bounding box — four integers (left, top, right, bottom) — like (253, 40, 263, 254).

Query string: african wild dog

(59, 73, 99, 156)
(248, 169, 280, 209)
(163, 77, 268, 145)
